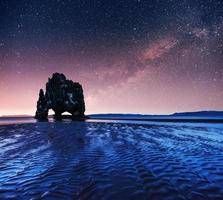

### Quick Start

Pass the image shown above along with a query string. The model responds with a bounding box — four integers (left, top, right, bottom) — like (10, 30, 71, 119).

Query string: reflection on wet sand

(0, 121, 223, 199)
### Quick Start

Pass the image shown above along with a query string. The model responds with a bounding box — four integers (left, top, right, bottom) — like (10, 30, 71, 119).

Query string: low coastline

(1, 114, 223, 125)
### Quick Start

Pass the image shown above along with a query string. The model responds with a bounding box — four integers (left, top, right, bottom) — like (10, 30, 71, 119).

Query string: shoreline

(88, 117, 223, 123)
(0, 116, 223, 124)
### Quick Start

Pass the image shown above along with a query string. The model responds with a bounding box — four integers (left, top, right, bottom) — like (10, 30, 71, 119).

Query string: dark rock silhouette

(35, 73, 85, 120)
(35, 89, 48, 120)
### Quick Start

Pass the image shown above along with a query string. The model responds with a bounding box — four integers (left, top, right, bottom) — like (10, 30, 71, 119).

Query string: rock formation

(35, 73, 85, 120)
(35, 89, 48, 120)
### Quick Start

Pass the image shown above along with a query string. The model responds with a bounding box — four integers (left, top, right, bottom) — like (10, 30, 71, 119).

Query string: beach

(0, 119, 223, 199)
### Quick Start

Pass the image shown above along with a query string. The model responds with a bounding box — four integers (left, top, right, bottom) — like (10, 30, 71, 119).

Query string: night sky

(0, 0, 223, 115)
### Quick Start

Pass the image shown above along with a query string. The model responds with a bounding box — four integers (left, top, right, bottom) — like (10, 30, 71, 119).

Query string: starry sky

(0, 0, 223, 116)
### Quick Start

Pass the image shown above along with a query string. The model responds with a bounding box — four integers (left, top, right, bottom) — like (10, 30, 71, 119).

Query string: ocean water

(0, 119, 223, 199)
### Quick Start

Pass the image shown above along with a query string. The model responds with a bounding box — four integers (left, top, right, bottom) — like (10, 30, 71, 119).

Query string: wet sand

(0, 120, 223, 199)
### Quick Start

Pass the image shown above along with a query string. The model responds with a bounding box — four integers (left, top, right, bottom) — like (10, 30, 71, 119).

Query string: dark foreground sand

(0, 120, 223, 199)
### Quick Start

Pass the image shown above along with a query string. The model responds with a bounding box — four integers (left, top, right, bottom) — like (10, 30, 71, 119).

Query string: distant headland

(1, 111, 223, 123)
(1, 111, 223, 119)
(88, 111, 223, 123)
(89, 111, 223, 118)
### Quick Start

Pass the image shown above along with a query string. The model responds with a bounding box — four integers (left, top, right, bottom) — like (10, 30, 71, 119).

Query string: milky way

(0, 0, 223, 115)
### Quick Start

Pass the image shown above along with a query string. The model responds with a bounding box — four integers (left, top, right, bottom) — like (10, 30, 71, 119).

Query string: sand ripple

(0, 121, 223, 199)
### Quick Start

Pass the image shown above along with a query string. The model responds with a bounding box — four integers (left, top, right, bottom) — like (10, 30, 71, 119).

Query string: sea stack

(35, 73, 85, 120)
